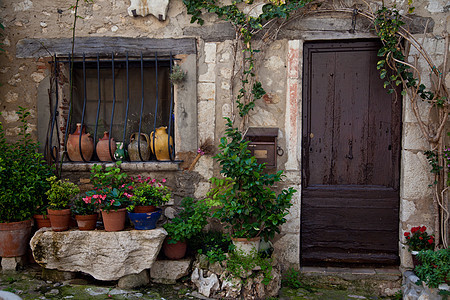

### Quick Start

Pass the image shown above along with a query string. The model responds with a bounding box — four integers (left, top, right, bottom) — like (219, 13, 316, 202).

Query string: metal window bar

(46, 52, 176, 164)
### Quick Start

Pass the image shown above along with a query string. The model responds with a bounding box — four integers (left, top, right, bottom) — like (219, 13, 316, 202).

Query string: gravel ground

(0, 264, 401, 300)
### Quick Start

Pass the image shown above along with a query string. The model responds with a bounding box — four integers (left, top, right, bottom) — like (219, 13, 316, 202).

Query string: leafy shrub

(281, 268, 303, 289)
(0, 107, 53, 222)
(190, 231, 232, 263)
(415, 248, 450, 288)
(163, 197, 210, 244)
(46, 176, 80, 210)
(226, 249, 273, 285)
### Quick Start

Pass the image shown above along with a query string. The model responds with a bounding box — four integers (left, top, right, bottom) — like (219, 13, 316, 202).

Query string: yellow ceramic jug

(150, 127, 173, 161)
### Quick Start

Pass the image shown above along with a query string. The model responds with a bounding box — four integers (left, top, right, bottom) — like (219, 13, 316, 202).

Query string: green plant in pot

(73, 195, 99, 231)
(128, 176, 171, 213)
(0, 107, 53, 257)
(85, 162, 133, 231)
(211, 118, 295, 254)
(163, 197, 210, 259)
(46, 176, 80, 232)
(404, 226, 435, 269)
(415, 248, 450, 288)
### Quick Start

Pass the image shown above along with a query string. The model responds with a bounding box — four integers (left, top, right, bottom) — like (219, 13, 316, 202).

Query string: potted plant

(73, 196, 99, 231)
(33, 204, 51, 229)
(211, 118, 295, 254)
(163, 197, 210, 259)
(86, 162, 133, 232)
(46, 176, 80, 232)
(404, 226, 435, 268)
(415, 248, 450, 288)
(0, 107, 53, 257)
(129, 176, 171, 213)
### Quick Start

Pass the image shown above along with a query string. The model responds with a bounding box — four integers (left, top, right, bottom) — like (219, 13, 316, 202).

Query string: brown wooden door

(301, 40, 401, 266)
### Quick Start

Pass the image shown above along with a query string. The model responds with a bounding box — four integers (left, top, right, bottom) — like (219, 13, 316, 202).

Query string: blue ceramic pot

(128, 209, 162, 230)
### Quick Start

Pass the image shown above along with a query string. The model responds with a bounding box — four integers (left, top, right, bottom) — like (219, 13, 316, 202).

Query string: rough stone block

(150, 259, 192, 284)
(273, 233, 300, 266)
(118, 269, 150, 289)
(204, 43, 217, 63)
(400, 150, 433, 200)
(198, 83, 216, 101)
(1, 257, 19, 271)
(30, 228, 167, 281)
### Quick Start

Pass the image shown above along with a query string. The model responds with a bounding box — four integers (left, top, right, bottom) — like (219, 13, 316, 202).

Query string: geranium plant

(72, 196, 98, 215)
(86, 162, 134, 212)
(404, 226, 435, 252)
(128, 176, 171, 211)
(46, 176, 80, 210)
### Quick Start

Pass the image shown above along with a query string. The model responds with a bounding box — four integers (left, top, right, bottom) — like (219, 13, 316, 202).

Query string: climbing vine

(182, 0, 449, 249)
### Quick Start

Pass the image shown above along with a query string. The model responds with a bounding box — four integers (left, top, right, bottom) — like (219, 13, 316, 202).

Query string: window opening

(47, 53, 176, 164)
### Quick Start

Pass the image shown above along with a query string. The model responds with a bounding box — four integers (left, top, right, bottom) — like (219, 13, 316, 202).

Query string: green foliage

(169, 65, 187, 84)
(46, 176, 80, 210)
(281, 268, 303, 289)
(212, 118, 295, 240)
(86, 162, 133, 212)
(163, 197, 210, 244)
(128, 176, 171, 211)
(415, 248, 450, 288)
(190, 231, 232, 263)
(226, 249, 273, 285)
(0, 107, 54, 222)
(374, 6, 441, 104)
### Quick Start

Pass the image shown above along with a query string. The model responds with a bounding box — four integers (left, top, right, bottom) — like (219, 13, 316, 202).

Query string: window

(49, 54, 176, 162)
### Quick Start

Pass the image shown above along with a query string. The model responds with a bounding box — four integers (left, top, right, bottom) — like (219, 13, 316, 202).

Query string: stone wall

(0, 0, 449, 271)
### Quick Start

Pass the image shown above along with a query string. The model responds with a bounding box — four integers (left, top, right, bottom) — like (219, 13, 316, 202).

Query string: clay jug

(128, 132, 150, 161)
(96, 132, 116, 162)
(67, 123, 94, 161)
(150, 127, 173, 161)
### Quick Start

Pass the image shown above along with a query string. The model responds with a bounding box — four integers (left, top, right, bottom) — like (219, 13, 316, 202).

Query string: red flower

(420, 226, 427, 233)
(428, 239, 433, 244)
(419, 236, 423, 240)
(404, 232, 410, 236)
(411, 227, 418, 233)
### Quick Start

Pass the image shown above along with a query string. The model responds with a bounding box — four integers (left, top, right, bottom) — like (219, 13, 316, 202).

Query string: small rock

(191, 268, 220, 298)
(40, 22, 47, 28)
(45, 289, 59, 296)
(133, 293, 143, 297)
(348, 295, 367, 299)
(150, 259, 192, 283)
(111, 25, 119, 32)
(194, 254, 209, 270)
(86, 287, 110, 296)
(208, 261, 224, 275)
(118, 269, 150, 289)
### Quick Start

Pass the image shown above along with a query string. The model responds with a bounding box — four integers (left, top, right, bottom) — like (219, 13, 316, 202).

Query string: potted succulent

(73, 196, 99, 231)
(46, 176, 80, 232)
(0, 107, 53, 257)
(404, 226, 435, 268)
(211, 118, 295, 254)
(163, 197, 210, 259)
(86, 162, 133, 232)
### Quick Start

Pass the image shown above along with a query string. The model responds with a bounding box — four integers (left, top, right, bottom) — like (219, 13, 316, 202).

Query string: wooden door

(301, 40, 401, 266)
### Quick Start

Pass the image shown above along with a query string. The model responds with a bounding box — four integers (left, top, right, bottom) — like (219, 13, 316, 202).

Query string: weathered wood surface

(301, 40, 401, 266)
(16, 37, 197, 58)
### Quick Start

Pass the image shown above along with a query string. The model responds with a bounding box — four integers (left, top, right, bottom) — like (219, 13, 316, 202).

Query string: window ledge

(61, 161, 181, 172)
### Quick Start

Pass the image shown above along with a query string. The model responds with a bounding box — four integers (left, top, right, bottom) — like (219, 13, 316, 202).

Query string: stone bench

(30, 227, 167, 287)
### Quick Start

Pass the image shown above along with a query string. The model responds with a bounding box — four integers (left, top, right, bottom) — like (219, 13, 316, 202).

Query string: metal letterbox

(244, 127, 278, 168)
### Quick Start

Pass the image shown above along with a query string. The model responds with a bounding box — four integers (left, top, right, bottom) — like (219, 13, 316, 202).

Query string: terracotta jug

(150, 127, 173, 161)
(67, 123, 94, 161)
(96, 132, 116, 162)
(128, 132, 150, 161)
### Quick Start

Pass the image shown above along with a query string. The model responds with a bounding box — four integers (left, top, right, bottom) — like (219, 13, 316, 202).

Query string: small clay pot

(163, 238, 187, 260)
(75, 214, 98, 231)
(101, 208, 126, 232)
(47, 208, 71, 232)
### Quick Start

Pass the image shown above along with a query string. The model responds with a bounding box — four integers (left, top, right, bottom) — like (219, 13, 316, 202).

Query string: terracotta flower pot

(47, 208, 71, 232)
(33, 214, 51, 229)
(0, 219, 32, 257)
(134, 205, 157, 213)
(101, 208, 126, 232)
(163, 238, 187, 260)
(75, 214, 98, 231)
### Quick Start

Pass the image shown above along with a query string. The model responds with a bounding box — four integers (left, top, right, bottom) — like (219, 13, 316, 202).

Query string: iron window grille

(46, 52, 176, 164)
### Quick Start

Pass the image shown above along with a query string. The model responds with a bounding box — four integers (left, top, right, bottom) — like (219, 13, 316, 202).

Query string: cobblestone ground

(0, 265, 401, 300)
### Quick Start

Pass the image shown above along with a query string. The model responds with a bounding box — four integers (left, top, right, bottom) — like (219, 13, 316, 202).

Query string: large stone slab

(30, 228, 167, 281)
(150, 259, 192, 284)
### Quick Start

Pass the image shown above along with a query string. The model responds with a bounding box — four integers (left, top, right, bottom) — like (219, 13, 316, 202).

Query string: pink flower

(162, 179, 166, 183)
(124, 192, 132, 199)
(110, 199, 115, 205)
(82, 196, 92, 204)
(151, 179, 156, 184)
